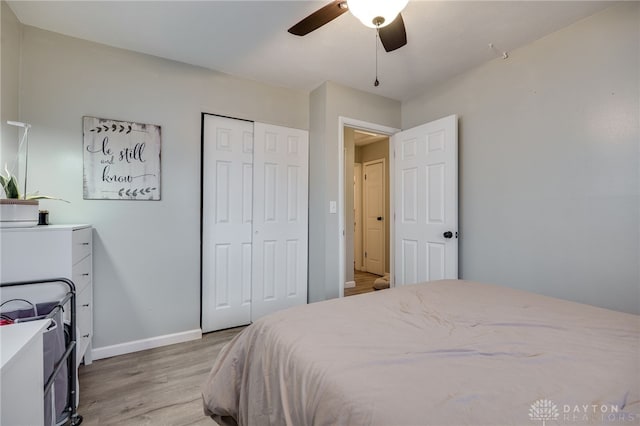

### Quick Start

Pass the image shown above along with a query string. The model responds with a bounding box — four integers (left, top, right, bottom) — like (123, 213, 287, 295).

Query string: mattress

(202, 280, 640, 425)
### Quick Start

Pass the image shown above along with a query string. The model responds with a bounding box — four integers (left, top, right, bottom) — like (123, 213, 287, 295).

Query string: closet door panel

(251, 123, 308, 321)
(202, 115, 253, 332)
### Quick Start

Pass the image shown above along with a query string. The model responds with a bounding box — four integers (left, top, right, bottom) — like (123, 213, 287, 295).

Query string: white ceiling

(354, 129, 387, 146)
(7, 1, 613, 101)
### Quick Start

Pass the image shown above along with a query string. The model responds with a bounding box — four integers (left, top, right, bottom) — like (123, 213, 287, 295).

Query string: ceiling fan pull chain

(374, 27, 380, 87)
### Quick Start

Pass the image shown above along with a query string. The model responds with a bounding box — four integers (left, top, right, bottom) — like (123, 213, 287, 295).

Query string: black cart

(1, 278, 83, 426)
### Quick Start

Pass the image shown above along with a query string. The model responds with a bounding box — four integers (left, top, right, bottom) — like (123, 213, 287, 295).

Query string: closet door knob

(443, 231, 453, 239)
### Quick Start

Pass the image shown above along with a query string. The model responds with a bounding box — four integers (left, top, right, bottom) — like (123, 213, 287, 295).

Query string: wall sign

(83, 116, 161, 200)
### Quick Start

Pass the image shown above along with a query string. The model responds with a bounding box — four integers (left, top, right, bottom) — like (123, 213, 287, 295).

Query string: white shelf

(1, 224, 91, 233)
(0, 319, 51, 425)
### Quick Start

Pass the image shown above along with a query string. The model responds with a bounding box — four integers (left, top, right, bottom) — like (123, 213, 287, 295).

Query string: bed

(202, 280, 640, 425)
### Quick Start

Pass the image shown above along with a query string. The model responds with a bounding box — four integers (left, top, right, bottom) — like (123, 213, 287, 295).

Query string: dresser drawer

(77, 286, 92, 337)
(77, 285, 92, 362)
(72, 255, 92, 294)
(72, 228, 92, 265)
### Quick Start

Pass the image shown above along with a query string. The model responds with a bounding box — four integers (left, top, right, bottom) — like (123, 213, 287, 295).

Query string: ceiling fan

(288, 0, 409, 52)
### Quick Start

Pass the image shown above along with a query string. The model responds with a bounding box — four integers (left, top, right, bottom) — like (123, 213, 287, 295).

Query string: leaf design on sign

(89, 122, 134, 134)
(118, 187, 157, 198)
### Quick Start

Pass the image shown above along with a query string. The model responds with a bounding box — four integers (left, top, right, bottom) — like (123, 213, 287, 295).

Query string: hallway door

(363, 159, 385, 276)
(354, 163, 363, 271)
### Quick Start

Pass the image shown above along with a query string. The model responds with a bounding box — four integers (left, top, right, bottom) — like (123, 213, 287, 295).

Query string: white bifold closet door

(202, 115, 308, 333)
(202, 115, 254, 332)
(251, 123, 309, 321)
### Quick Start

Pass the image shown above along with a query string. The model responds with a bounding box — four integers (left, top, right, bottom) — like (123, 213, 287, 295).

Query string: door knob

(377, 216, 383, 221)
(443, 231, 453, 239)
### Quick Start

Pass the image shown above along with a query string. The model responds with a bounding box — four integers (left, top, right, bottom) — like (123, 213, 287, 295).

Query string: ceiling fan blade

(378, 13, 407, 52)
(288, 1, 349, 36)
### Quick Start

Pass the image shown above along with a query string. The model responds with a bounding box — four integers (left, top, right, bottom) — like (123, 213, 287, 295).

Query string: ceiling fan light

(348, 0, 409, 29)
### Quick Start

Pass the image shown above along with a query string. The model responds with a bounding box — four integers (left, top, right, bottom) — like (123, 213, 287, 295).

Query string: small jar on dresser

(0, 224, 94, 399)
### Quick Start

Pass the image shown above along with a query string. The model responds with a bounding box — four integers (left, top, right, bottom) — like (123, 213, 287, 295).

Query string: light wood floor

(77, 275, 383, 423)
(77, 327, 244, 425)
(344, 269, 382, 296)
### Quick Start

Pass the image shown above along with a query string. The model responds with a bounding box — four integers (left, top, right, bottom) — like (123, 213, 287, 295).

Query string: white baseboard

(91, 328, 202, 361)
(345, 280, 356, 289)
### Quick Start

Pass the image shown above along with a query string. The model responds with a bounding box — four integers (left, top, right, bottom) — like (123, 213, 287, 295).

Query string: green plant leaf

(26, 194, 70, 203)
(2, 163, 68, 202)
(1, 165, 20, 198)
(8, 175, 20, 198)
(0, 175, 8, 198)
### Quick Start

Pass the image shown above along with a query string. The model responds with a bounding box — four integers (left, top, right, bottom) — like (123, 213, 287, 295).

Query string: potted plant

(1, 122, 67, 228)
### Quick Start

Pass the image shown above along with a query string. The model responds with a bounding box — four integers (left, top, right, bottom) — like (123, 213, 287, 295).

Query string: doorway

(344, 127, 390, 296)
(337, 115, 459, 299)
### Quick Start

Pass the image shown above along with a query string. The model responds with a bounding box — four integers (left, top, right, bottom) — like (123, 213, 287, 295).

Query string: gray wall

(309, 81, 400, 302)
(12, 25, 309, 348)
(308, 84, 328, 302)
(403, 3, 639, 314)
(1, 1, 21, 174)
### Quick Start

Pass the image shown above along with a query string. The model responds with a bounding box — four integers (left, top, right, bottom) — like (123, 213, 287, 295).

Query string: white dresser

(0, 224, 93, 367)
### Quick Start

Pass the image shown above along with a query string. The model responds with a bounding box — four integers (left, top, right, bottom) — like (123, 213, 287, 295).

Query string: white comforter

(202, 280, 640, 425)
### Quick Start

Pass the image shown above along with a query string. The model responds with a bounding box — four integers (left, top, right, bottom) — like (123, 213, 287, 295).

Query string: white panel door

(251, 123, 309, 321)
(202, 115, 254, 332)
(363, 159, 385, 276)
(393, 115, 458, 285)
(354, 163, 363, 271)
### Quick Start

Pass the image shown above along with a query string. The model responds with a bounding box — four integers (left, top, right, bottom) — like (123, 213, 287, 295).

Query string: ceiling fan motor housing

(347, 0, 409, 29)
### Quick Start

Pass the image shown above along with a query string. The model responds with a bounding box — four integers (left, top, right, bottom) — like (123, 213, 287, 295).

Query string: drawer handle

(82, 273, 90, 276)
(82, 303, 90, 307)
(81, 242, 90, 246)
(82, 334, 90, 338)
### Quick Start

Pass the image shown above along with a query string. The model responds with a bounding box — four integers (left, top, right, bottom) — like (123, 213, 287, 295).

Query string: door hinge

(364, 174, 367, 180)
(364, 252, 367, 258)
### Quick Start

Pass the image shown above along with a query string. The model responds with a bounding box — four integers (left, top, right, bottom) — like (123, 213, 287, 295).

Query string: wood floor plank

(345, 270, 382, 296)
(78, 327, 244, 425)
